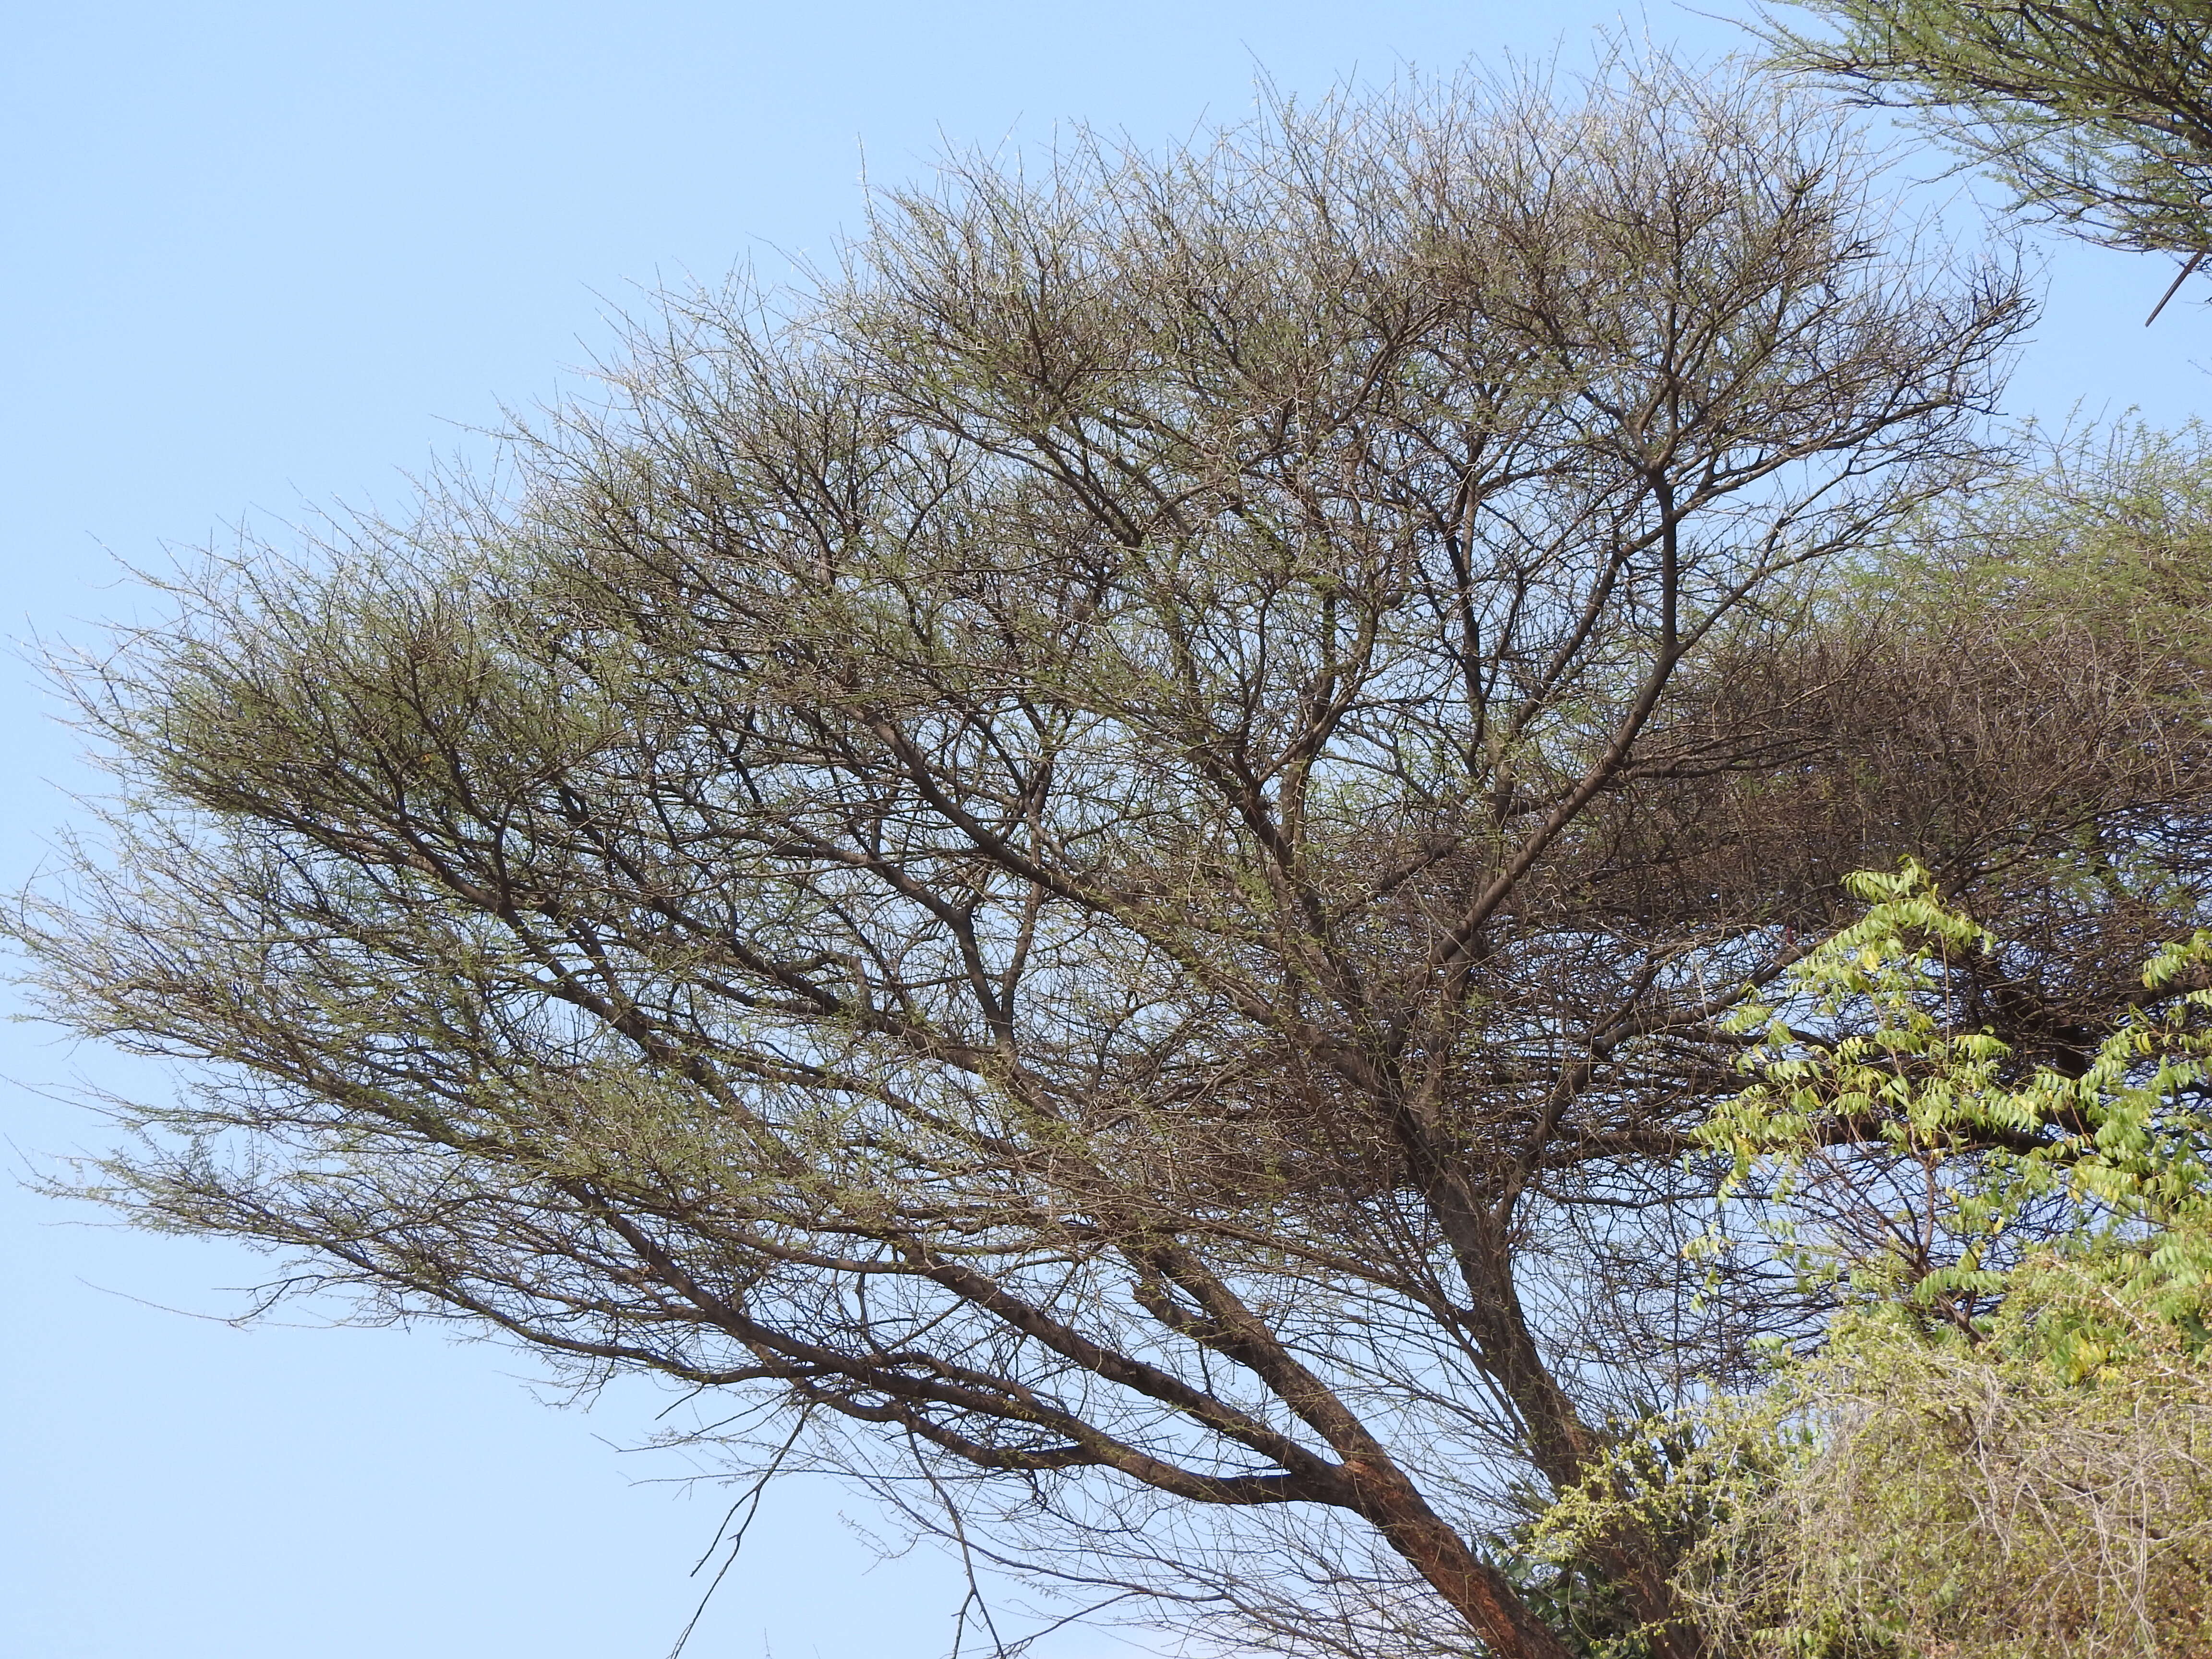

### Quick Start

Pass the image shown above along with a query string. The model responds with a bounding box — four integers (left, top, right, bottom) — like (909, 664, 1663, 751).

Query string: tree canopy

(1762, 0, 2212, 266)
(14, 52, 2212, 1659)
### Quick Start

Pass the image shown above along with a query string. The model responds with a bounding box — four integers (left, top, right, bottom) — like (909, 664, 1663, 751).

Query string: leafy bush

(1540, 869, 2212, 1656)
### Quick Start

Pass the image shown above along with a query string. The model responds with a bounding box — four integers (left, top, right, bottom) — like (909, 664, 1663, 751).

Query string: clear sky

(3, 4, 2205, 1658)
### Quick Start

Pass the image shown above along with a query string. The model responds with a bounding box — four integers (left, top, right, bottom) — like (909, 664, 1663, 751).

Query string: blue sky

(3, 4, 2205, 1657)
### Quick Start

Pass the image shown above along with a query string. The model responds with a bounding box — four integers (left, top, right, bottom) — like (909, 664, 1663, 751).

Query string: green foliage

(1703, 861, 2212, 1327)
(1661, 1262, 2212, 1659)
(1543, 868, 2212, 1656)
(1762, 0, 2212, 259)
(1867, 421, 2212, 668)
(1489, 1441, 1721, 1659)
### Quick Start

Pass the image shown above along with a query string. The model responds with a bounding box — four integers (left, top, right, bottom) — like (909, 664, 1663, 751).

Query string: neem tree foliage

(1541, 865, 2212, 1657)
(13, 55, 2207, 1659)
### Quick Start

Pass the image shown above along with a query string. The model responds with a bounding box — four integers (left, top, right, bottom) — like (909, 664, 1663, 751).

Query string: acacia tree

(11, 58, 2132, 1659)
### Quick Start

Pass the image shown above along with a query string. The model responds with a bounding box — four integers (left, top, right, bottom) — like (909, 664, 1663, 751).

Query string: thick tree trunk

(1344, 1458, 1579, 1659)
(1414, 1167, 1705, 1659)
